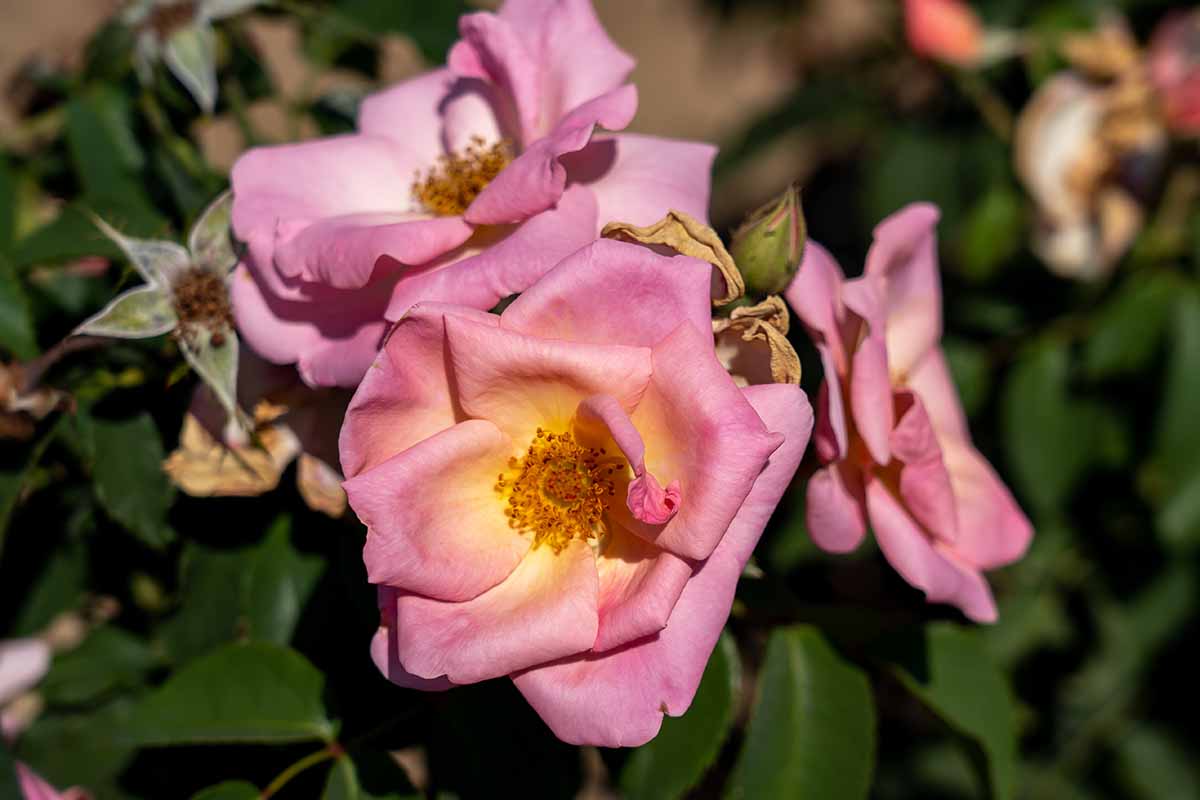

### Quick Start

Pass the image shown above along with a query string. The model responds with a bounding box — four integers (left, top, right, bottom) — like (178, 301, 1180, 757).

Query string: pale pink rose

(903, 0, 984, 65)
(341, 240, 812, 745)
(231, 0, 715, 388)
(1149, 10, 1200, 137)
(785, 204, 1032, 622)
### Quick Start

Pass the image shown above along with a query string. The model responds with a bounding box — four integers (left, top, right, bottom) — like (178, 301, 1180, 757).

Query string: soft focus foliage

(1, 0, 1198, 798)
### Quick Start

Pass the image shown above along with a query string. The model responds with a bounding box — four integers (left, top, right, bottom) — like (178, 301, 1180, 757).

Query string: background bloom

(786, 204, 1032, 622)
(231, 0, 715, 388)
(341, 239, 812, 745)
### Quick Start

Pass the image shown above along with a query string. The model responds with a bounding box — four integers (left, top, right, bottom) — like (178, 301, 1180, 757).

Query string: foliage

(1, 0, 1198, 798)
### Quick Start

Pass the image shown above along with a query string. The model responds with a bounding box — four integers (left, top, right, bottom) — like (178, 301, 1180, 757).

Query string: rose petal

(806, 463, 868, 553)
(593, 526, 692, 653)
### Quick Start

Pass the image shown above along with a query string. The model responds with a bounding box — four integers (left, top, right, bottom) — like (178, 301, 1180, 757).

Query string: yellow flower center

(495, 428, 624, 553)
(412, 136, 513, 217)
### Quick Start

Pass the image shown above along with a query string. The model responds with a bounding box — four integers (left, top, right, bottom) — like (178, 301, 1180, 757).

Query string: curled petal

(513, 383, 812, 747)
(806, 463, 867, 554)
(371, 588, 455, 692)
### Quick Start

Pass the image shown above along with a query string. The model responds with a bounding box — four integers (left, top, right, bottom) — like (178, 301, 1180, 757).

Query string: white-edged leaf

(91, 214, 190, 289)
(188, 191, 237, 275)
(164, 23, 218, 115)
(75, 285, 177, 339)
(178, 324, 239, 421)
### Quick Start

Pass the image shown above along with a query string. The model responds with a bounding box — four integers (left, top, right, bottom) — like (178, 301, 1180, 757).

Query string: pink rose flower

(785, 204, 1032, 622)
(231, 0, 715, 388)
(341, 239, 812, 745)
(1149, 10, 1200, 137)
(903, 0, 984, 65)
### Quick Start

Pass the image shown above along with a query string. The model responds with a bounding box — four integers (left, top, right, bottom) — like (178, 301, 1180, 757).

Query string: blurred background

(2, 0, 1199, 798)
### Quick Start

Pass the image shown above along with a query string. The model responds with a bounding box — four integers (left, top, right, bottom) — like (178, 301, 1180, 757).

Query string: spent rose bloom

(1149, 10, 1200, 136)
(785, 204, 1032, 622)
(231, 0, 715, 388)
(341, 239, 812, 745)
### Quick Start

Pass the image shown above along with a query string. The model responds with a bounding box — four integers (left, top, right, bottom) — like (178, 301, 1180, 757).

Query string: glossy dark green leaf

(86, 412, 175, 548)
(124, 642, 336, 745)
(162, 516, 324, 661)
(622, 631, 740, 800)
(726, 626, 875, 800)
(891, 623, 1017, 800)
(191, 781, 260, 800)
(1115, 725, 1200, 800)
(15, 696, 141, 797)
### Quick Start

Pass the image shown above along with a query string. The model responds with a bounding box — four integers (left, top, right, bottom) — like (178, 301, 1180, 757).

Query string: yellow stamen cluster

(413, 136, 512, 217)
(495, 429, 623, 553)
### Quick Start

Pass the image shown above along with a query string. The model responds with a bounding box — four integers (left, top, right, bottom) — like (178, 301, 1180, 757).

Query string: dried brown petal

(296, 454, 347, 518)
(163, 411, 300, 497)
(602, 211, 745, 306)
(712, 296, 801, 386)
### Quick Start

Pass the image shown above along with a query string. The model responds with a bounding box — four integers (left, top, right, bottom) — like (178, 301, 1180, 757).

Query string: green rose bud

(730, 184, 806, 297)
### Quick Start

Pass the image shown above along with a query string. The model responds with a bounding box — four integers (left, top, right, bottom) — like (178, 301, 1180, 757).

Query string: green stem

(260, 745, 340, 799)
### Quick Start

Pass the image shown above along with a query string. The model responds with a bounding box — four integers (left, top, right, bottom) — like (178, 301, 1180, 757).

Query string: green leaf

(1001, 341, 1099, 518)
(622, 631, 740, 800)
(957, 185, 1023, 283)
(1083, 272, 1178, 379)
(943, 337, 992, 419)
(10, 203, 122, 268)
(1149, 289, 1200, 549)
(1115, 725, 1200, 800)
(726, 626, 875, 800)
(15, 696, 141, 797)
(41, 626, 159, 707)
(164, 23, 218, 114)
(0, 255, 38, 358)
(74, 285, 177, 339)
(162, 516, 324, 661)
(890, 623, 1017, 800)
(86, 412, 175, 548)
(191, 781, 261, 800)
(124, 641, 336, 745)
(188, 191, 237, 275)
(323, 755, 419, 800)
(244, 517, 326, 644)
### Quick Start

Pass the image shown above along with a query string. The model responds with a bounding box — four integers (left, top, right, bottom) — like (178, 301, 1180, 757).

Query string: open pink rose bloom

(230, 0, 714, 388)
(340, 240, 813, 745)
(786, 204, 1033, 622)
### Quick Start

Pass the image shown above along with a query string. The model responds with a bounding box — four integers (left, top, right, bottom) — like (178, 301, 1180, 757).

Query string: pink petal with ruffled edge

(562, 133, 716, 228)
(384, 184, 598, 322)
(498, 0, 635, 129)
(864, 478, 997, 622)
(346, 420, 530, 602)
(338, 303, 499, 477)
(630, 323, 783, 561)
(371, 587, 455, 692)
(501, 238, 713, 349)
(444, 315, 652, 443)
(848, 335, 893, 466)
(513, 384, 812, 747)
(229, 264, 392, 389)
(865, 203, 943, 378)
(394, 539, 600, 684)
(593, 526, 692, 653)
(785, 239, 850, 373)
(450, 12, 544, 144)
(464, 85, 637, 226)
(806, 463, 867, 553)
